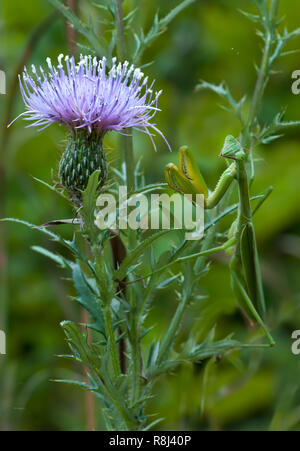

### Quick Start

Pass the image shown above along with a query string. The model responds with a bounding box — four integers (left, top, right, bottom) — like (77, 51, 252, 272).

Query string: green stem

(129, 308, 140, 406)
(104, 299, 122, 378)
(157, 293, 189, 366)
(247, 32, 271, 130)
(122, 133, 137, 249)
(127, 238, 236, 285)
(252, 186, 274, 215)
(114, 0, 140, 409)
(98, 378, 137, 430)
(114, 0, 136, 250)
(269, 0, 279, 27)
(114, 0, 126, 61)
(156, 226, 226, 366)
(247, 0, 279, 131)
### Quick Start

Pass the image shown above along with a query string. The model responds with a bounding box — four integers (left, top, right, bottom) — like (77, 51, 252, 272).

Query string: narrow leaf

(72, 263, 106, 336)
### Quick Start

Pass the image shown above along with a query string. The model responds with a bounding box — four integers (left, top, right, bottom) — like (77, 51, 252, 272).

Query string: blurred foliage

(1, 0, 300, 430)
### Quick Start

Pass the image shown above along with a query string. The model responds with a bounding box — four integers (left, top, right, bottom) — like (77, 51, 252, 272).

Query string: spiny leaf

(196, 80, 228, 97)
(239, 9, 261, 23)
(0, 218, 87, 263)
(261, 134, 283, 144)
(147, 340, 160, 369)
(160, 0, 196, 29)
(156, 274, 180, 289)
(128, 183, 168, 197)
(61, 320, 102, 370)
(52, 378, 97, 391)
(56, 353, 81, 362)
(72, 263, 106, 336)
(31, 245, 72, 269)
(114, 229, 173, 281)
(32, 176, 69, 200)
(1, 217, 59, 240)
(147, 337, 245, 378)
(196, 80, 246, 122)
(143, 417, 164, 431)
(258, 110, 300, 144)
(47, 0, 106, 55)
(133, 0, 196, 61)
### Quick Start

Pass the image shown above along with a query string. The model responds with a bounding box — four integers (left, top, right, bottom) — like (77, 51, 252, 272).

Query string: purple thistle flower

(13, 54, 170, 151)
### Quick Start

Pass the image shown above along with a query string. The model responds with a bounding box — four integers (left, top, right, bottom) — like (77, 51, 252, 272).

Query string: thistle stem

(114, 0, 140, 410)
(81, 309, 96, 431)
(157, 293, 189, 366)
(104, 299, 122, 378)
(128, 309, 140, 405)
(156, 227, 222, 366)
(247, 0, 279, 131)
(114, 0, 126, 61)
(122, 133, 137, 250)
(114, 0, 137, 249)
(247, 32, 271, 129)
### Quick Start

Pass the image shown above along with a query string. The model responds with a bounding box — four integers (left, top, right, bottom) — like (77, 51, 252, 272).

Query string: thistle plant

(14, 54, 166, 204)
(4, 0, 300, 430)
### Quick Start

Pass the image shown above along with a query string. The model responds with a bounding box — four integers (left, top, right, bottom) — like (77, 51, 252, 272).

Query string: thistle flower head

(14, 54, 170, 151)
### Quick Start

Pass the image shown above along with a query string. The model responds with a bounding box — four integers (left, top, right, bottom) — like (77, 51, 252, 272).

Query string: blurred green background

(1, 0, 300, 430)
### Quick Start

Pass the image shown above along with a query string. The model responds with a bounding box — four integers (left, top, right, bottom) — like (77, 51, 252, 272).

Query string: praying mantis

(165, 140, 275, 347)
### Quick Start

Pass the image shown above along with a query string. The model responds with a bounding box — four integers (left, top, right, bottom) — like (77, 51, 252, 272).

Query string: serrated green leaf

(72, 263, 106, 336)
(47, 0, 106, 55)
(114, 229, 173, 281)
(61, 320, 102, 370)
(133, 0, 196, 62)
(52, 378, 96, 390)
(143, 417, 164, 431)
(31, 245, 71, 269)
(32, 176, 69, 200)
(156, 274, 180, 289)
(1, 218, 88, 264)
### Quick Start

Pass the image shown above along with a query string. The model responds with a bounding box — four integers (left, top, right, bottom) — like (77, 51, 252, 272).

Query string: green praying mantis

(165, 138, 275, 347)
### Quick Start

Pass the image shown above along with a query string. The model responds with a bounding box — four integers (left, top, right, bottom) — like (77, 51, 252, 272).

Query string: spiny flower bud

(58, 130, 107, 205)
